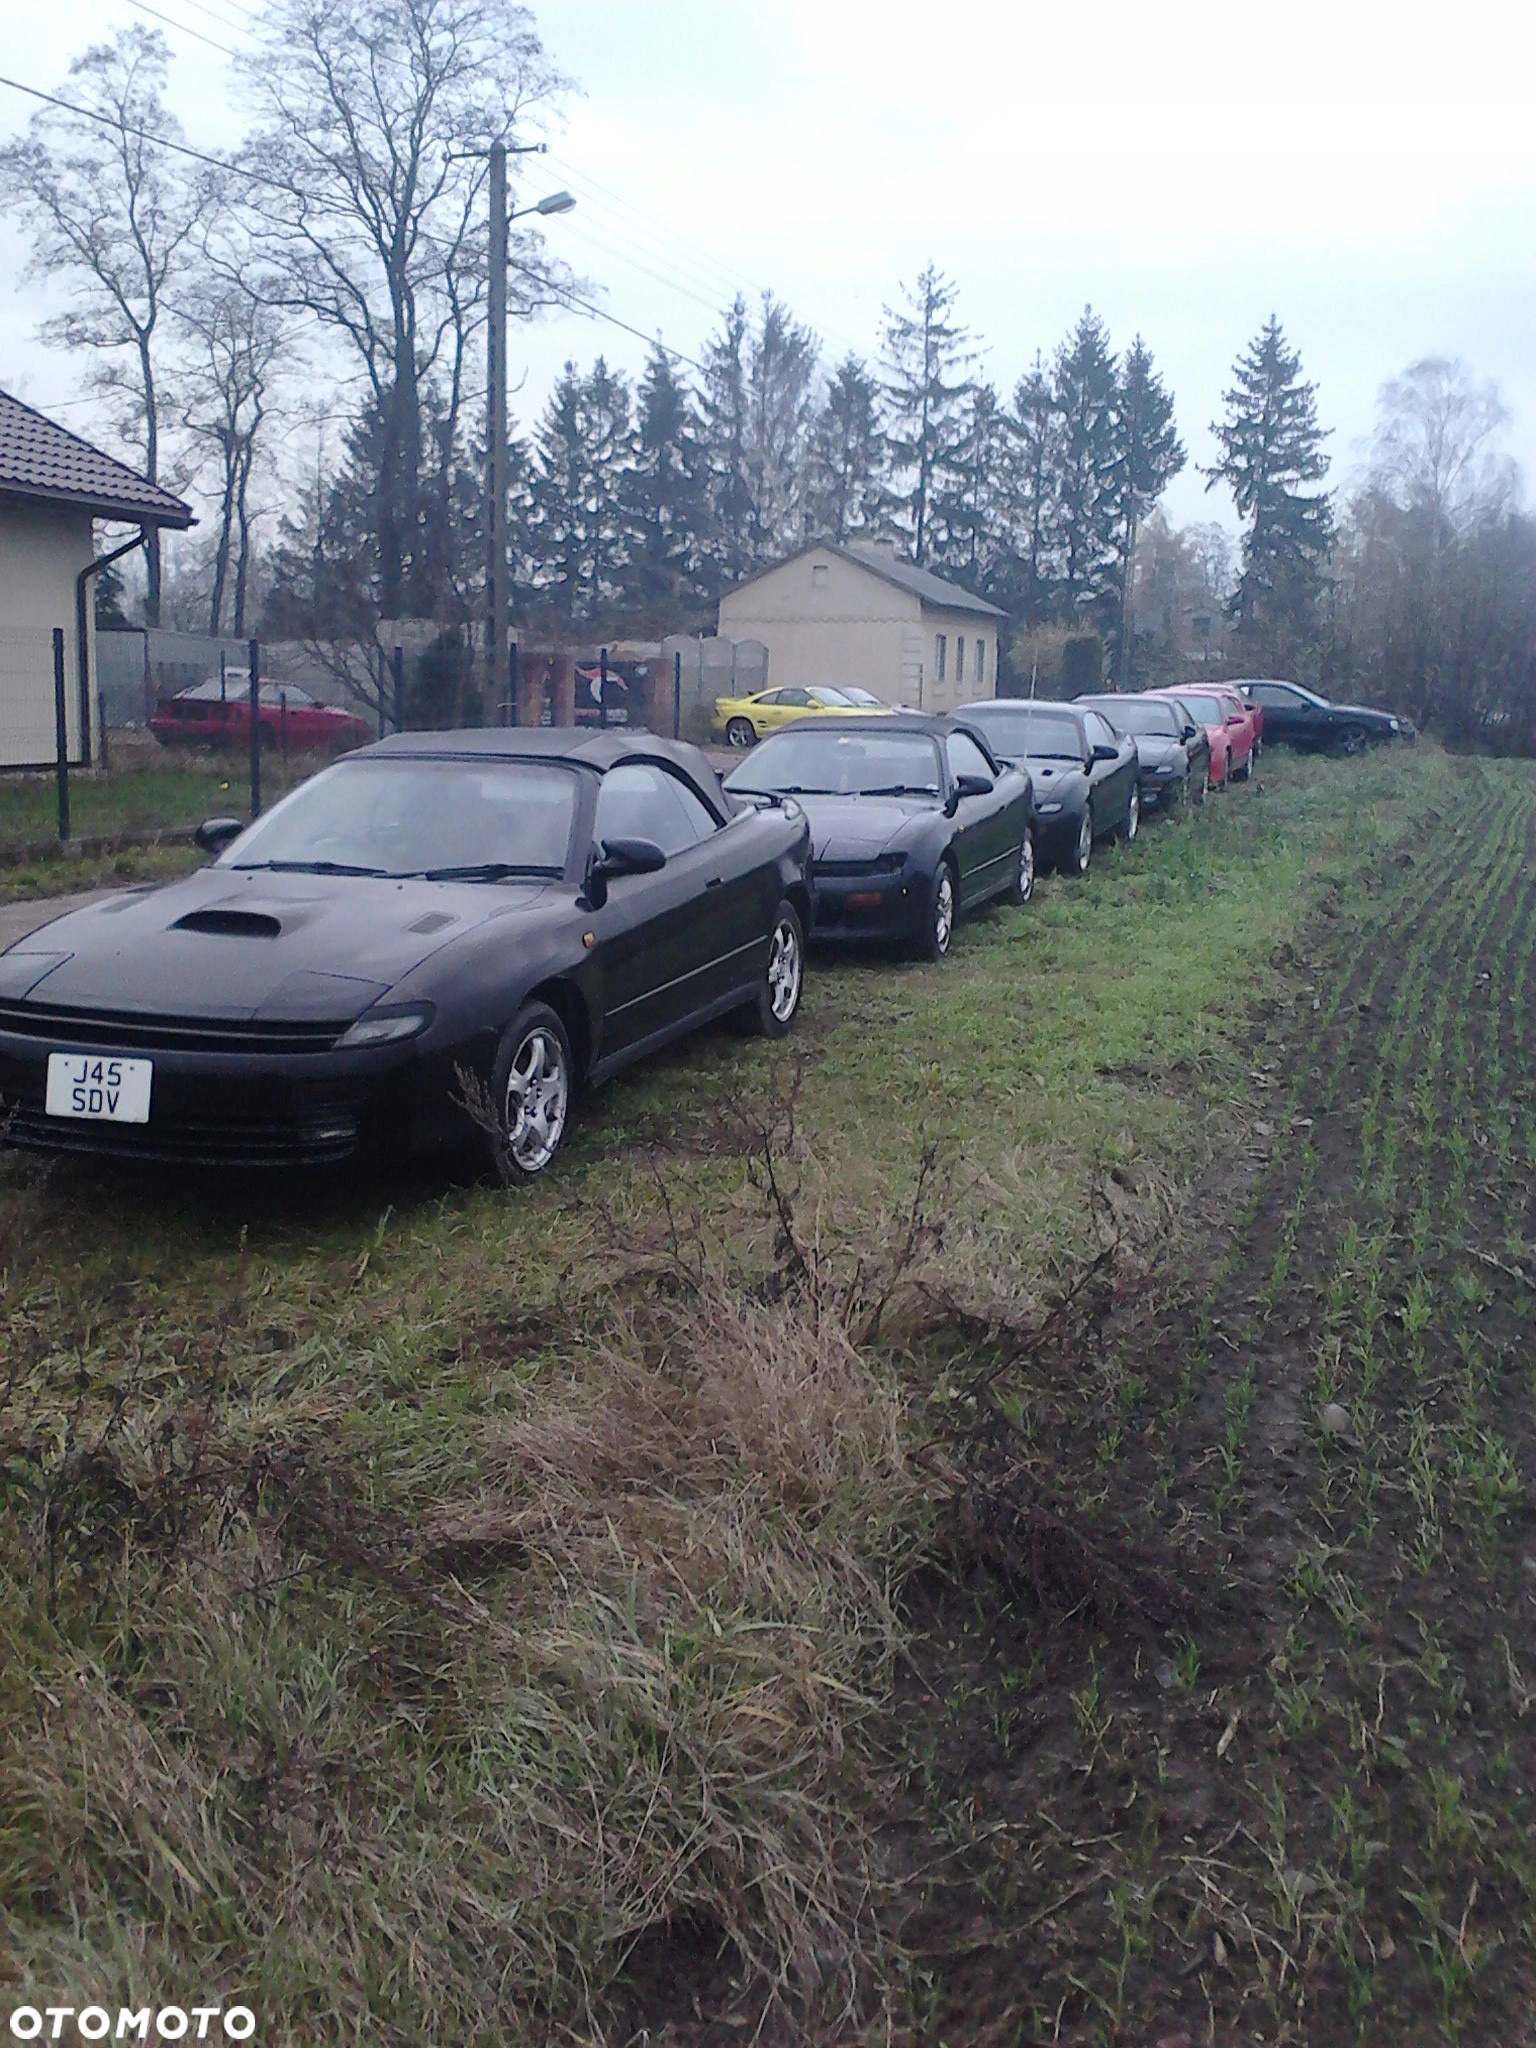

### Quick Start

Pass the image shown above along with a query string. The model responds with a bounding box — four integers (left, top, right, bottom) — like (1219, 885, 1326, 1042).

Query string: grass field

(0, 750, 337, 900)
(3, 741, 1534, 2043)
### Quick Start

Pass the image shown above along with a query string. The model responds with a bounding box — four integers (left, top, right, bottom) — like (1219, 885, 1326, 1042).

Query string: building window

(956, 638, 965, 685)
(935, 634, 946, 681)
(811, 561, 829, 588)
(974, 638, 986, 687)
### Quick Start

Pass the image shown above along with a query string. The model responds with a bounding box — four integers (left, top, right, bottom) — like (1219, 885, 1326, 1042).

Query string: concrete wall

(0, 498, 97, 768)
(716, 546, 1000, 712)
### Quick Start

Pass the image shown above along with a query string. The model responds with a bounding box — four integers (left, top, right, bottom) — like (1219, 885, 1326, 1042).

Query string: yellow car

(712, 685, 887, 747)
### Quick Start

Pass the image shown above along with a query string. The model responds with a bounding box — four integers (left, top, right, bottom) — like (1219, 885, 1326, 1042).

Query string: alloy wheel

(767, 914, 802, 1022)
(1125, 786, 1140, 840)
(1076, 811, 1093, 874)
(1016, 830, 1035, 903)
(726, 718, 756, 748)
(934, 867, 955, 954)
(504, 1025, 569, 1174)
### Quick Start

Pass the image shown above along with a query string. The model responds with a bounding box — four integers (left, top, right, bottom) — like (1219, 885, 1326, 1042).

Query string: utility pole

(486, 142, 508, 728)
(485, 144, 572, 728)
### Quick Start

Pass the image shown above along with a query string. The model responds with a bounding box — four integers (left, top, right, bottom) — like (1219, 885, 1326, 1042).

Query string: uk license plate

(45, 1052, 153, 1124)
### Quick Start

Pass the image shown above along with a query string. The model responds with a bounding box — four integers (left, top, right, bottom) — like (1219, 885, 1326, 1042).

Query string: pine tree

(699, 294, 752, 586)
(881, 264, 973, 565)
(1108, 337, 1185, 685)
(1051, 307, 1121, 623)
(1000, 354, 1060, 627)
(625, 343, 709, 628)
(807, 353, 884, 542)
(526, 356, 633, 629)
(1207, 316, 1333, 661)
(745, 292, 819, 563)
(930, 380, 1006, 595)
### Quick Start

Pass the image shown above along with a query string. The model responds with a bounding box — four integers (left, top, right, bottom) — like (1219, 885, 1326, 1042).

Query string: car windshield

(220, 757, 580, 878)
(1090, 700, 1179, 738)
(963, 706, 1083, 761)
(1177, 695, 1229, 724)
(839, 687, 883, 706)
(726, 729, 941, 797)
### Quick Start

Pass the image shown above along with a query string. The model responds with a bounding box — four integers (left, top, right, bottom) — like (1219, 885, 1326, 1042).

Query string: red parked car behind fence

(151, 676, 372, 753)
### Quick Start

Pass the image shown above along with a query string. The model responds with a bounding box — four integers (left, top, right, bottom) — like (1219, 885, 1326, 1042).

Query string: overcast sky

(3, 0, 1534, 533)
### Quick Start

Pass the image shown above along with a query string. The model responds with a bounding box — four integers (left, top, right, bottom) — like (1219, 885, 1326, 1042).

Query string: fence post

(97, 688, 109, 775)
(280, 687, 289, 774)
(508, 639, 518, 727)
(248, 637, 262, 819)
(392, 644, 405, 733)
(672, 649, 682, 739)
(53, 627, 70, 842)
(599, 645, 608, 730)
(376, 648, 387, 740)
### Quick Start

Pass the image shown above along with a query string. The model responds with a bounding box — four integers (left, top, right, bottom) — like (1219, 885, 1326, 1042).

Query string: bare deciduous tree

(181, 282, 284, 636)
(237, 0, 571, 626)
(0, 26, 213, 623)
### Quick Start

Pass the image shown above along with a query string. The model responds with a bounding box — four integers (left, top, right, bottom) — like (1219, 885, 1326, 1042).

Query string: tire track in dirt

(882, 761, 1536, 2048)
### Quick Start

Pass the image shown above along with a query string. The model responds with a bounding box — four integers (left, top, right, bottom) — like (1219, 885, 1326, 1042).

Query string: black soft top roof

(350, 724, 732, 812)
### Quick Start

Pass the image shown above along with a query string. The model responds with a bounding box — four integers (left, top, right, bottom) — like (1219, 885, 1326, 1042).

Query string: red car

(152, 676, 371, 752)
(1155, 685, 1258, 783)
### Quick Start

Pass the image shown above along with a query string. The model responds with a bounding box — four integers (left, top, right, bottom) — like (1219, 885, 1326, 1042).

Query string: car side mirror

(195, 816, 245, 853)
(954, 772, 994, 799)
(1092, 742, 1119, 763)
(584, 835, 666, 907)
(1182, 723, 1199, 743)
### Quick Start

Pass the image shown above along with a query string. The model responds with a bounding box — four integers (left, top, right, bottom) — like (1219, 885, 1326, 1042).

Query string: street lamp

(487, 151, 577, 724)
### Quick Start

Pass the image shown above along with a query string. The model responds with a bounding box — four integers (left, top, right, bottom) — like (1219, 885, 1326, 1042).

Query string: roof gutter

(75, 528, 148, 769)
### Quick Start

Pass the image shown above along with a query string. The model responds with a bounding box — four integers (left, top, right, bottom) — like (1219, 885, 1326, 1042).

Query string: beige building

(716, 541, 1005, 714)
(0, 390, 191, 768)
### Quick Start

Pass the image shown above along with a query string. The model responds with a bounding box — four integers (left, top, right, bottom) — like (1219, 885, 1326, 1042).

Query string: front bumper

(1033, 809, 1085, 864)
(0, 1007, 460, 1168)
(1139, 769, 1185, 810)
(808, 862, 923, 944)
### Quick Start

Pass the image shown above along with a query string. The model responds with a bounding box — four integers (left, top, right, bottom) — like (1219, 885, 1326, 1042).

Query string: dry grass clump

(0, 1126, 945, 2041)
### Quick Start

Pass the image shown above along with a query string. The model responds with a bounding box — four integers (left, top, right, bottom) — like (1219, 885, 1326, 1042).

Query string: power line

(126, 0, 242, 59)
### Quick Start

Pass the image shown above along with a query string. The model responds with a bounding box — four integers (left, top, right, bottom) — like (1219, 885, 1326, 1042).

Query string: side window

(595, 764, 717, 858)
(934, 634, 947, 682)
(947, 731, 994, 784)
(956, 637, 966, 685)
(778, 687, 809, 707)
(1255, 683, 1296, 708)
(1082, 712, 1111, 751)
(974, 638, 987, 687)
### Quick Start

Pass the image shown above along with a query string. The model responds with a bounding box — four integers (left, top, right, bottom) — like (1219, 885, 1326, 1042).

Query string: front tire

(489, 1001, 573, 1181)
(1191, 763, 1210, 806)
(1070, 807, 1094, 877)
(741, 899, 804, 1036)
(915, 859, 957, 960)
(1337, 725, 1366, 758)
(1121, 785, 1140, 841)
(726, 717, 756, 749)
(1006, 827, 1035, 906)
(1235, 747, 1254, 782)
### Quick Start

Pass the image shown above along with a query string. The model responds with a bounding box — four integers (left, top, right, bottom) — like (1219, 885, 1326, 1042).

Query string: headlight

(1037, 801, 1064, 816)
(338, 1003, 434, 1049)
(1389, 717, 1400, 732)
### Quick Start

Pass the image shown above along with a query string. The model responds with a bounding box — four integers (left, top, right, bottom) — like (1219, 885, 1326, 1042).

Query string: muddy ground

(622, 777, 1536, 2045)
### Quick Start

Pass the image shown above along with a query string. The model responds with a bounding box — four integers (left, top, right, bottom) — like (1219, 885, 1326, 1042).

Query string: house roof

(0, 389, 193, 528)
(725, 540, 1007, 619)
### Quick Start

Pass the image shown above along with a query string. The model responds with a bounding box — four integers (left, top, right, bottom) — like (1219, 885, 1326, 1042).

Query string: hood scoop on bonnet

(407, 910, 458, 935)
(173, 907, 283, 939)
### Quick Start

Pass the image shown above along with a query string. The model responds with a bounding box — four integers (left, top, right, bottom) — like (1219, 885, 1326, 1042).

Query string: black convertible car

(1233, 679, 1413, 752)
(956, 699, 1140, 875)
(723, 713, 1033, 959)
(1075, 693, 1212, 808)
(0, 730, 811, 1177)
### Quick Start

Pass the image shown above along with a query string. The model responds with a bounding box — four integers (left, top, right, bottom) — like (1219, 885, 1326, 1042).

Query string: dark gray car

(956, 700, 1140, 876)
